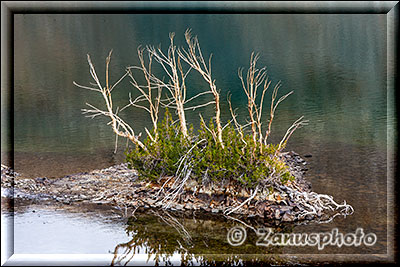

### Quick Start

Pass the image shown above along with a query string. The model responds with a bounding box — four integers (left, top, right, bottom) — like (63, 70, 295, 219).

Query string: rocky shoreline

(2, 151, 313, 223)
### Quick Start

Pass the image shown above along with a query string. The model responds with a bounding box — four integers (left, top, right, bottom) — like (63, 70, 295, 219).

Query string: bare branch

(227, 94, 247, 150)
(225, 185, 259, 215)
(184, 91, 213, 105)
(74, 52, 147, 151)
(264, 81, 293, 146)
(110, 71, 129, 92)
(126, 47, 163, 140)
(73, 81, 102, 92)
(238, 52, 270, 152)
(184, 101, 215, 111)
(178, 29, 224, 148)
(277, 116, 309, 152)
(147, 33, 189, 138)
(199, 113, 217, 143)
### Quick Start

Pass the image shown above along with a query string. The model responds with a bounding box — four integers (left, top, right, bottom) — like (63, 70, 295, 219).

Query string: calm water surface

(3, 14, 394, 264)
(3, 200, 388, 265)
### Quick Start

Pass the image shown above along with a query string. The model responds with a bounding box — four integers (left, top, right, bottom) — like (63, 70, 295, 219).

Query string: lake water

(2, 199, 389, 265)
(3, 13, 394, 264)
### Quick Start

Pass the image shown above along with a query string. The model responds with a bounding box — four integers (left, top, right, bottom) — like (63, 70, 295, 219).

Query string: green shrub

(126, 109, 294, 188)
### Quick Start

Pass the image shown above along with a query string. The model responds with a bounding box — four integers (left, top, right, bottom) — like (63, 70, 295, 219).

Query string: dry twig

(178, 29, 224, 148)
(74, 51, 147, 151)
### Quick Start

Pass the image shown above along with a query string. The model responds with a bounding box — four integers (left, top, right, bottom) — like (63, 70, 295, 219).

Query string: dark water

(4, 14, 394, 264)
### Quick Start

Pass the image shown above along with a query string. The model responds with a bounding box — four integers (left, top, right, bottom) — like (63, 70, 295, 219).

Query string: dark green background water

(6, 14, 395, 258)
(11, 14, 390, 172)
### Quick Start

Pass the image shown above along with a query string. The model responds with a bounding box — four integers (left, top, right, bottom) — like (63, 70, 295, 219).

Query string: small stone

(200, 206, 210, 212)
(147, 199, 156, 205)
(185, 203, 193, 210)
(305, 214, 314, 220)
(274, 209, 281, 220)
(279, 206, 292, 213)
(137, 188, 150, 194)
(240, 188, 250, 198)
(282, 212, 294, 222)
(186, 179, 199, 189)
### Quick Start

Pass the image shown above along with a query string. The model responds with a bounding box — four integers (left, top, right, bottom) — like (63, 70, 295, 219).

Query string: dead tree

(125, 47, 162, 142)
(178, 29, 224, 148)
(238, 52, 271, 151)
(145, 33, 191, 138)
(74, 51, 147, 151)
(235, 52, 305, 154)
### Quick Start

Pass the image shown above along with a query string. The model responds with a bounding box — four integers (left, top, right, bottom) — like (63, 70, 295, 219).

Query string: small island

(2, 30, 353, 224)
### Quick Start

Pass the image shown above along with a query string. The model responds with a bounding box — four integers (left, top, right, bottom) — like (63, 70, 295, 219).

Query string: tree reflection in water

(111, 210, 295, 266)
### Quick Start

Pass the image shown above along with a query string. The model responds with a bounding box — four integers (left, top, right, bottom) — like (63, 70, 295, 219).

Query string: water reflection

(110, 208, 377, 266)
(8, 198, 387, 265)
(111, 210, 290, 266)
